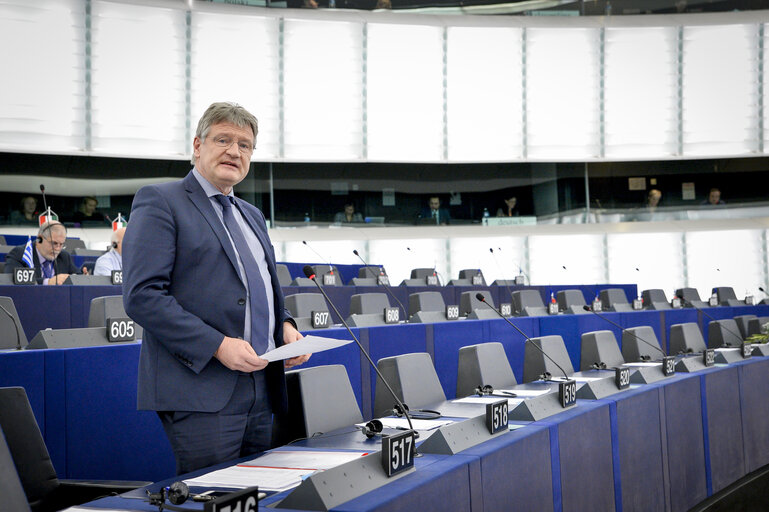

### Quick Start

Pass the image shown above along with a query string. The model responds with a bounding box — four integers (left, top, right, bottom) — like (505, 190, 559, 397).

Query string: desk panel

(663, 374, 707, 512)
(738, 358, 769, 473)
(703, 366, 745, 494)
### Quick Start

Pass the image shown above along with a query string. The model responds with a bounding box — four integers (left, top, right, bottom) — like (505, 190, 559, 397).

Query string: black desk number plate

(499, 303, 512, 317)
(13, 268, 35, 285)
(662, 356, 676, 376)
(204, 485, 261, 512)
(107, 318, 135, 342)
(559, 380, 577, 408)
(704, 349, 716, 367)
(111, 270, 123, 285)
(486, 399, 508, 434)
(446, 305, 460, 320)
(615, 367, 630, 390)
(382, 429, 416, 477)
(384, 307, 399, 324)
(311, 310, 330, 329)
(742, 343, 753, 359)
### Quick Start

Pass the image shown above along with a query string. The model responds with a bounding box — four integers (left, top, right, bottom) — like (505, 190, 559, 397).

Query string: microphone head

(489, 248, 494, 253)
(40, 184, 45, 192)
(582, 305, 591, 311)
(475, 292, 485, 302)
(302, 240, 307, 245)
(760, 287, 766, 293)
(353, 249, 359, 256)
(303, 265, 315, 279)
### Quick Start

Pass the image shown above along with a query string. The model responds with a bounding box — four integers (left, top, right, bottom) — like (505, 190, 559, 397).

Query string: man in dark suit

(418, 196, 451, 225)
(122, 102, 310, 474)
(3, 221, 83, 284)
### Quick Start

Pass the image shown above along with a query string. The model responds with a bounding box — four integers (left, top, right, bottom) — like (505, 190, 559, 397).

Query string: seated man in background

(702, 187, 725, 206)
(71, 196, 108, 225)
(333, 202, 363, 224)
(93, 227, 125, 276)
(9, 195, 39, 225)
(3, 221, 87, 284)
(418, 196, 451, 225)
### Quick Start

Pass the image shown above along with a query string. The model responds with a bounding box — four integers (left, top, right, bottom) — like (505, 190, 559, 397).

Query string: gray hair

(37, 221, 66, 238)
(191, 102, 258, 164)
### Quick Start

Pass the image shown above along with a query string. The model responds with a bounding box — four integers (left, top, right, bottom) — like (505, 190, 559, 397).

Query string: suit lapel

(183, 172, 241, 274)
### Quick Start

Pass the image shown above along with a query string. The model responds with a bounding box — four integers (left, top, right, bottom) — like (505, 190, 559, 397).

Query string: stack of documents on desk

(356, 417, 453, 431)
(183, 450, 367, 492)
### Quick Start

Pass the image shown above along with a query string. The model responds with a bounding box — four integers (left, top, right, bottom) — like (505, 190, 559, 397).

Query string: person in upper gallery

(71, 196, 109, 225)
(646, 188, 662, 211)
(3, 221, 87, 284)
(8, 196, 39, 225)
(701, 187, 725, 206)
(418, 196, 451, 225)
(122, 101, 310, 474)
(496, 195, 520, 217)
(333, 202, 364, 224)
(93, 227, 125, 276)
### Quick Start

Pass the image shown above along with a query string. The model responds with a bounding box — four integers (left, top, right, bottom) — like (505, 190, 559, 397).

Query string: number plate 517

(382, 429, 416, 477)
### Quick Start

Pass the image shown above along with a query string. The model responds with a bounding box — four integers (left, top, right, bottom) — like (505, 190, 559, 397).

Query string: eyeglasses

(210, 135, 254, 155)
(43, 238, 66, 249)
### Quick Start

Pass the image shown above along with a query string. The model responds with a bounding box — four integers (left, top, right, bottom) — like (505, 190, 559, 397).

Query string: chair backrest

(600, 288, 629, 308)
(714, 287, 738, 303)
(0, 426, 31, 512)
(311, 265, 341, 286)
(580, 330, 625, 371)
(275, 264, 292, 287)
(349, 293, 390, 315)
(373, 353, 446, 417)
(0, 387, 59, 511)
(512, 290, 545, 312)
(459, 291, 494, 315)
(285, 293, 328, 318)
(458, 269, 486, 286)
(621, 326, 663, 362)
(734, 315, 758, 339)
(669, 323, 707, 354)
(358, 266, 387, 278)
(675, 287, 702, 303)
(456, 342, 516, 398)
(0, 296, 28, 349)
(285, 365, 363, 438)
(708, 319, 743, 348)
(408, 291, 446, 316)
(523, 335, 575, 383)
(0, 235, 6, 245)
(557, 290, 587, 313)
(642, 289, 668, 304)
(410, 268, 436, 280)
(64, 238, 86, 250)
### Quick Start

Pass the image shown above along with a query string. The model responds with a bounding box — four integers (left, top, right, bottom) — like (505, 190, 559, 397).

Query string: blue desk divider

(663, 374, 708, 512)
(461, 424, 554, 512)
(664, 308, 699, 349)
(609, 386, 668, 512)
(367, 323, 427, 419)
(431, 320, 486, 400)
(619, 309, 664, 352)
(703, 366, 745, 494)
(482, 316, 538, 384)
(61, 343, 175, 481)
(737, 358, 769, 473)
(0, 349, 46, 433)
(44, 349, 69, 478)
(0, 285, 73, 340)
(538, 315, 607, 373)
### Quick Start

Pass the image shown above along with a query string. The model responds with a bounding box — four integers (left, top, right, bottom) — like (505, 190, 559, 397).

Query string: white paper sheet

(356, 418, 453, 431)
(183, 465, 310, 492)
(503, 388, 550, 397)
(261, 335, 353, 361)
(452, 396, 524, 408)
(623, 362, 661, 367)
(241, 450, 368, 470)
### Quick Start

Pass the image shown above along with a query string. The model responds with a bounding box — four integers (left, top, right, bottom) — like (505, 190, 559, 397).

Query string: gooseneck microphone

(0, 303, 22, 350)
(302, 240, 336, 281)
(476, 293, 571, 381)
(681, 299, 744, 346)
(352, 249, 407, 319)
(582, 305, 667, 359)
(303, 266, 418, 437)
(39, 183, 61, 282)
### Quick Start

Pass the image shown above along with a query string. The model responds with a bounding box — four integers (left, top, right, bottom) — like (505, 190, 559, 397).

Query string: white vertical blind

(446, 26, 523, 161)
(91, 1, 186, 156)
(604, 27, 678, 159)
(369, 238, 447, 286)
(191, 11, 280, 160)
(606, 232, 683, 297)
(448, 236, 527, 285)
(528, 234, 605, 286)
(366, 23, 444, 162)
(682, 24, 758, 156)
(525, 28, 600, 160)
(0, 0, 85, 152)
(283, 19, 363, 160)
(685, 229, 764, 300)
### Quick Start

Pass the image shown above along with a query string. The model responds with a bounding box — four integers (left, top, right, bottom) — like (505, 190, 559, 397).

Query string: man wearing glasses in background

(123, 102, 309, 474)
(3, 220, 86, 284)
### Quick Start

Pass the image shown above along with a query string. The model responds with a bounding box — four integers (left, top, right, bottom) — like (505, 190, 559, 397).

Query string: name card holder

(559, 380, 577, 408)
(485, 400, 508, 434)
(499, 303, 512, 317)
(662, 356, 676, 376)
(13, 268, 35, 285)
(615, 367, 630, 389)
(383, 307, 399, 324)
(382, 429, 416, 477)
(311, 310, 330, 329)
(111, 270, 123, 285)
(445, 305, 460, 320)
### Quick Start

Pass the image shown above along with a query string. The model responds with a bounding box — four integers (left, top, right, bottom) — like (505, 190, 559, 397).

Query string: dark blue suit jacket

(123, 171, 291, 414)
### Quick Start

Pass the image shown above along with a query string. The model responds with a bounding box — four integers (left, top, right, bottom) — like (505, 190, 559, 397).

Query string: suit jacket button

(238, 298, 246, 305)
